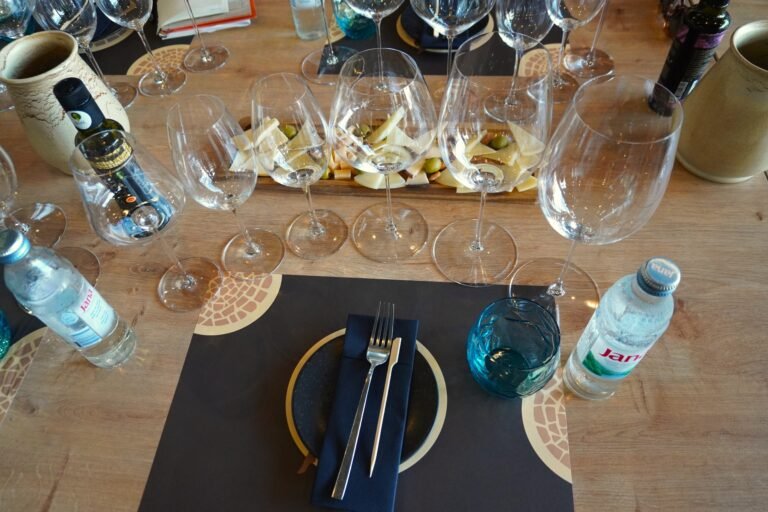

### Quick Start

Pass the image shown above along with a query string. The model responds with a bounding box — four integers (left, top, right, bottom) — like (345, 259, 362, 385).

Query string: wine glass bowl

(330, 48, 436, 263)
(167, 94, 284, 279)
(252, 73, 347, 260)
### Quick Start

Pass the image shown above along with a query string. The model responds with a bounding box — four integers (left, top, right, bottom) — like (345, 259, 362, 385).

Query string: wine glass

(179, 0, 229, 72)
(410, 0, 496, 77)
(330, 48, 436, 263)
(94, 0, 186, 96)
(487, 0, 554, 120)
(0, 144, 101, 284)
(344, 0, 404, 74)
(70, 130, 222, 312)
(167, 94, 284, 279)
(301, 0, 357, 86)
(510, 75, 683, 330)
(32, 0, 138, 108)
(252, 73, 347, 259)
(545, 0, 606, 103)
(0, 0, 36, 111)
(563, 0, 614, 79)
(435, 31, 552, 286)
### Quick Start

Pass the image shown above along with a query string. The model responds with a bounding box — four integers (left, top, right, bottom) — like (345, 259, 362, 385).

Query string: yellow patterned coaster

(0, 328, 46, 425)
(521, 367, 572, 483)
(195, 274, 282, 336)
(519, 43, 567, 77)
(127, 45, 189, 76)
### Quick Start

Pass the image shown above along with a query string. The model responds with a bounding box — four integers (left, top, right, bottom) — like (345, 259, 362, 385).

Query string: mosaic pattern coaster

(127, 45, 189, 76)
(0, 328, 46, 425)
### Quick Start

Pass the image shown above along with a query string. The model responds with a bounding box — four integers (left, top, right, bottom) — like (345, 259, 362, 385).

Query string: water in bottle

(564, 257, 681, 400)
(0, 229, 136, 369)
(291, 0, 325, 40)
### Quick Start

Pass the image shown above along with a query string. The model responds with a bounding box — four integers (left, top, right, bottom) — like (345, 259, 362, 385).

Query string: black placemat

(140, 274, 573, 511)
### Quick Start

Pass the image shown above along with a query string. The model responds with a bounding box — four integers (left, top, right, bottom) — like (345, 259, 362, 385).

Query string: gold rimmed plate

(285, 329, 447, 473)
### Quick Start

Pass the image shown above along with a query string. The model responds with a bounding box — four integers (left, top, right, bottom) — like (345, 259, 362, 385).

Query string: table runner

(140, 274, 573, 511)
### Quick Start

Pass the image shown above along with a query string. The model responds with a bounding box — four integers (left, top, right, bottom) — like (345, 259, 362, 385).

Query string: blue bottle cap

(0, 229, 31, 264)
(637, 257, 681, 297)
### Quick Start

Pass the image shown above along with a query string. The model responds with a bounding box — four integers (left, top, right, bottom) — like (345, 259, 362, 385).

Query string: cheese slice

(367, 107, 406, 143)
(406, 171, 429, 186)
(252, 118, 282, 147)
(467, 143, 495, 157)
(354, 172, 406, 189)
(515, 174, 538, 192)
(435, 168, 464, 188)
(387, 126, 416, 148)
(508, 121, 545, 156)
(516, 152, 542, 171)
(484, 142, 520, 166)
(286, 122, 318, 151)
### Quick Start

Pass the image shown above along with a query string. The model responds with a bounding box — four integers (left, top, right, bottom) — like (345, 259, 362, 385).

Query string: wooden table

(0, 1, 766, 510)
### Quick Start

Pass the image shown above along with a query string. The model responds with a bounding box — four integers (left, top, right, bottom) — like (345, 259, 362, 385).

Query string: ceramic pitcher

(0, 31, 130, 174)
(677, 20, 768, 183)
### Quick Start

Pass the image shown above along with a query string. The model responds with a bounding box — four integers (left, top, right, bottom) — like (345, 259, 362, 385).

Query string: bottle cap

(637, 257, 681, 297)
(0, 229, 30, 264)
(53, 77, 91, 111)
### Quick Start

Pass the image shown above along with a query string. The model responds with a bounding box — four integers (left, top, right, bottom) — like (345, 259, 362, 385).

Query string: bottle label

(66, 110, 93, 130)
(62, 285, 117, 349)
(666, 26, 726, 99)
(582, 339, 650, 379)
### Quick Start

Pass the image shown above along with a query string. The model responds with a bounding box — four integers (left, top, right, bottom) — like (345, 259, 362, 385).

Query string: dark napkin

(400, 5, 488, 51)
(311, 314, 418, 512)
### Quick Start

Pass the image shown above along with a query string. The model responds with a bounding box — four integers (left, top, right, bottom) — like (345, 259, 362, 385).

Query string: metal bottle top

(0, 229, 31, 264)
(636, 257, 681, 297)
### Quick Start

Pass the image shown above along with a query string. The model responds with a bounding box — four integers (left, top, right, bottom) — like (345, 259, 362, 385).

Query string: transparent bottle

(0, 229, 136, 369)
(291, 0, 325, 40)
(564, 257, 681, 400)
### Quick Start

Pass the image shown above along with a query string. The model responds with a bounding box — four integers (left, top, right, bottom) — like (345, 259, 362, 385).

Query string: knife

(369, 336, 401, 477)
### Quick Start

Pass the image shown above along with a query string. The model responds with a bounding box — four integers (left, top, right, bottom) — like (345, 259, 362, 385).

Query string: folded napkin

(311, 314, 419, 512)
(400, 5, 488, 51)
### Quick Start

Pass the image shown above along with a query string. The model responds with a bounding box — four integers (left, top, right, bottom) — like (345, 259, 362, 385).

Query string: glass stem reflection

(470, 188, 487, 252)
(588, 3, 608, 65)
(302, 182, 326, 237)
(157, 232, 197, 290)
(133, 22, 168, 86)
(554, 28, 570, 86)
(548, 238, 578, 297)
(446, 36, 455, 77)
(182, 0, 211, 62)
(383, 174, 398, 236)
(374, 16, 384, 83)
(232, 208, 262, 256)
(504, 45, 521, 107)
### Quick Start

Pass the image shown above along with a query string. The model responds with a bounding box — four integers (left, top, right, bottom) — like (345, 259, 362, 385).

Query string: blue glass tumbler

(332, 0, 376, 40)
(467, 297, 560, 398)
(0, 309, 11, 360)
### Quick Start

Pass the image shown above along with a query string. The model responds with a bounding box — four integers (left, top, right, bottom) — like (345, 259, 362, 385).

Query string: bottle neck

(631, 277, 669, 304)
(65, 95, 107, 135)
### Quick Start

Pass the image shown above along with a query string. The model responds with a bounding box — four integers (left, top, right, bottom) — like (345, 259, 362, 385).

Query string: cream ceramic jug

(677, 20, 768, 183)
(0, 31, 130, 174)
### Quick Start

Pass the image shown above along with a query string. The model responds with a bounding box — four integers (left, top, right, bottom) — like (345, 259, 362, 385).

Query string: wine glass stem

(181, 0, 211, 61)
(504, 45, 521, 106)
(82, 45, 114, 93)
(232, 208, 262, 256)
(157, 231, 197, 289)
(588, 3, 608, 64)
(134, 23, 168, 86)
(549, 238, 578, 297)
(383, 174, 398, 236)
(374, 17, 384, 81)
(302, 183, 325, 236)
(470, 188, 488, 252)
(446, 36, 455, 76)
(555, 28, 570, 85)
(320, 0, 338, 64)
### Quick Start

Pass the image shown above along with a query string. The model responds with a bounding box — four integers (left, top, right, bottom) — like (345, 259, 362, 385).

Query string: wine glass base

(158, 256, 222, 312)
(223, 229, 284, 280)
(483, 92, 538, 122)
(138, 66, 187, 96)
(509, 257, 600, 332)
(301, 45, 357, 87)
(352, 201, 428, 263)
(0, 88, 14, 112)
(432, 219, 518, 287)
(8, 203, 66, 248)
(552, 71, 580, 104)
(56, 246, 101, 285)
(111, 81, 138, 109)
(563, 48, 615, 79)
(184, 45, 230, 72)
(286, 209, 348, 260)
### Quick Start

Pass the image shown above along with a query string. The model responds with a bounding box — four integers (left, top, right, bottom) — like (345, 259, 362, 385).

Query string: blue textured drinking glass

(467, 297, 560, 398)
(0, 309, 11, 360)
(332, 0, 375, 39)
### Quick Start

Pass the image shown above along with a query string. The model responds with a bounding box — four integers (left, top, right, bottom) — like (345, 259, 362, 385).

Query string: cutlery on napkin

(370, 336, 401, 477)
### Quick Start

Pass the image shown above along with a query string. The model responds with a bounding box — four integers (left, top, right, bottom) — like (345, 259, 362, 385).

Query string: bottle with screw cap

(0, 229, 136, 369)
(564, 257, 681, 400)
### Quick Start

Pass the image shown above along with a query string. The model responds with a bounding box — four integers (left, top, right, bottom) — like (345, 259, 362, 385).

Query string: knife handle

(369, 337, 401, 477)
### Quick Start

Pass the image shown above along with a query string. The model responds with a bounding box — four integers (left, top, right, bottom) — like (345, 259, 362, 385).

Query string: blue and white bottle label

(63, 285, 117, 349)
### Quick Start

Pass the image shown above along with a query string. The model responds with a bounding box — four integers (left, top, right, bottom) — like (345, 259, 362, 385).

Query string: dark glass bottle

(54, 78, 174, 239)
(656, 0, 731, 101)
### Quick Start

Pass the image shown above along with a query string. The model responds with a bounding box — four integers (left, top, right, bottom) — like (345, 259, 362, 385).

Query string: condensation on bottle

(564, 257, 681, 400)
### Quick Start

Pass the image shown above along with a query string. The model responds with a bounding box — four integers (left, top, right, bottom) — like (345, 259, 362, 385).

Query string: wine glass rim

(252, 72, 312, 101)
(337, 47, 422, 95)
(452, 30, 552, 88)
(0, 144, 18, 205)
(167, 94, 229, 132)
(570, 74, 684, 145)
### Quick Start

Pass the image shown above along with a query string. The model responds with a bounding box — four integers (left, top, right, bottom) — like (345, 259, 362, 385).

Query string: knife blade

(369, 336, 401, 477)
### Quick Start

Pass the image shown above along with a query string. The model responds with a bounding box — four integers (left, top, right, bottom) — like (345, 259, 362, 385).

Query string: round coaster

(521, 367, 572, 483)
(127, 44, 189, 76)
(519, 43, 568, 78)
(396, 13, 495, 54)
(92, 26, 133, 52)
(194, 273, 282, 336)
(0, 328, 46, 424)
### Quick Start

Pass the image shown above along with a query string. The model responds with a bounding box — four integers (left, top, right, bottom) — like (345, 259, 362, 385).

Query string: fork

(331, 302, 394, 500)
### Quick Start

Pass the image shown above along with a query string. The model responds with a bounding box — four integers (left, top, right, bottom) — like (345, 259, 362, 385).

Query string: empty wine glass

(545, 0, 606, 103)
(0, 0, 36, 111)
(179, 0, 229, 72)
(435, 31, 552, 286)
(33, 0, 138, 108)
(167, 94, 284, 279)
(510, 75, 683, 330)
(70, 130, 222, 311)
(330, 48, 436, 263)
(94, 0, 186, 96)
(344, 0, 404, 73)
(252, 73, 347, 259)
(410, 0, 496, 77)
(301, 0, 357, 86)
(487, 0, 554, 120)
(563, 0, 614, 79)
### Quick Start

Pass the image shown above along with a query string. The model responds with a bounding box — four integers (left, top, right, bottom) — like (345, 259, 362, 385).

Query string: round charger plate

(285, 328, 447, 473)
(396, 13, 495, 54)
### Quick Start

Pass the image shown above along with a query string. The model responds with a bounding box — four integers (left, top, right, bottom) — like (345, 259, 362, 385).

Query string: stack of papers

(157, 0, 257, 39)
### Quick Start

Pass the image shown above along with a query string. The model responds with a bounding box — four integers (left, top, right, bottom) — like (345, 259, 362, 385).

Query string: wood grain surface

(0, 1, 766, 511)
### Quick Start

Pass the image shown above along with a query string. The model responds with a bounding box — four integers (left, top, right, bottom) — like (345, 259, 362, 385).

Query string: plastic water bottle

(0, 230, 136, 369)
(290, 0, 325, 40)
(564, 257, 681, 400)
